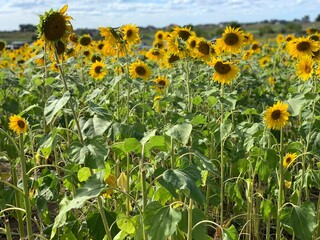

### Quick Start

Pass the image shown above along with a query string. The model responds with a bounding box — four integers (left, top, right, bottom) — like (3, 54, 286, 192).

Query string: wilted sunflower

(216, 26, 244, 54)
(89, 61, 107, 80)
(283, 153, 297, 168)
(0, 40, 6, 51)
(9, 115, 28, 134)
(38, 5, 73, 48)
(129, 60, 152, 81)
(264, 101, 290, 130)
(208, 58, 239, 85)
(287, 36, 319, 58)
(146, 48, 164, 62)
(121, 24, 140, 45)
(153, 75, 169, 93)
(296, 55, 314, 81)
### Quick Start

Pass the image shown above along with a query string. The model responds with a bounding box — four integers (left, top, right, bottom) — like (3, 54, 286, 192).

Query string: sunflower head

(9, 115, 28, 134)
(216, 26, 244, 54)
(283, 153, 297, 168)
(79, 34, 92, 47)
(129, 60, 152, 81)
(89, 61, 107, 80)
(121, 24, 140, 45)
(264, 101, 290, 130)
(172, 26, 194, 41)
(296, 55, 314, 81)
(0, 40, 6, 51)
(154, 75, 169, 93)
(208, 58, 239, 85)
(38, 4, 73, 45)
(287, 36, 319, 58)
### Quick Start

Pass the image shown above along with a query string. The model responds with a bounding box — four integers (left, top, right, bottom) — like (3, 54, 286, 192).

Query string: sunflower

(250, 41, 261, 53)
(208, 58, 239, 85)
(276, 34, 284, 44)
(121, 24, 140, 45)
(146, 48, 164, 62)
(172, 26, 194, 41)
(287, 36, 319, 58)
(268, 76, 276, 86)
(259, 56, 271, 68)
(264, 101, 290, 130)
(216, 26, 244, 54)
(153, 75, 169, 93)
(155, 30, 165, 41)
(99, 27, 120, 46)
(283, 153, 297, 168)
(153, 40, 165, 49)
(284, 34, 295, 42)
(195, 38, 214, 61)
(166, 33, 188, 58)
(89, 61, 107, 80)
(9, 115, 28, 134)
(186, 35, 198, 57)
(296, 56, 314, 81)
(79, 34, 92, 47)
(37, 4, 73, 48)
(0, 40, 6, 51)
(163, 53, 180, 68)
(129, 60, 152, 81)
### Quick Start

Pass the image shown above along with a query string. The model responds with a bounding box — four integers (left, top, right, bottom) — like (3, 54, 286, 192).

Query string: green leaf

(178, 208, 206, 239)
(44, 91, 71, 124)
(165, 123, 192, 145)
(116, 214, 135, 235)
(77, 167, 91, 182)
(223, 225, 239, 240)
(191, 114, 206, 126)
(207, 96, 218, 106)
(260, 199, 272, 222)
(86, 138, 109, 169)
(290, 202, 317, 240)
(87, 212, 106, 240)
(144, 135, 167, 158)
(67, 141, 89, 165)
(162, 169, 204, 205)
(51, 173, 106, 239)
(287, 93, 307, 116)
(192, 96, 202, 106)
(144, 201, 182, 240)
(123, 138, 142, 153)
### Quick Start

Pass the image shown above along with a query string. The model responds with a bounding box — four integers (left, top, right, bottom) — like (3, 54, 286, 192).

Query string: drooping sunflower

(287, 36, 319, 58)
(166, 33, 188, 58)
(172, 26, 194, 41)
(37, 4, 73, 48)
(296, 55, 314, 81)
(121, 24, 140, 45)
(9, 115, 28, 134)
(264, 101, 290, 130)
(208, 58, 239, 85)
(153, 75, 170, 93)
(129, 60, 152, 81)
(89, 61, 107, 80)
(99, 27, 120, 47)
(216, 26, 244, 54)
(195, 38, 214, 61)
(0, 40, 6, 51)
(145, 48, 164, 62)
(283, 153, 297, 168)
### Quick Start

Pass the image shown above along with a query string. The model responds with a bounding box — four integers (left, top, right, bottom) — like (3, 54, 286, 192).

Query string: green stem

(140, 144, 147, 240)
(126, 153, 131, 216)
(10, 164, 25, 238)
(187, 199, 193, 240)
(4, 218, 13, 240)
(19, 134, 33, 239)
(184, 61, 192, 112)
(276, 127, 284, 240)
(97, 196, 113, 240)
(220, 83, 225, 226)
(54, 49, 84, 144)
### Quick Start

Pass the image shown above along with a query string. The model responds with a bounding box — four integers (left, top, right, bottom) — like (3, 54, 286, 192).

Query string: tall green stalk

(220, 83, 225, 226)
(276, 127, 284, 240)
(19, 134, 33, 239)
(187, 199, 193, 240)
(97, 196, 113, 240)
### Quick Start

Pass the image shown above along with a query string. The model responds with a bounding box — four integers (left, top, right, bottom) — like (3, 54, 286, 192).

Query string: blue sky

(0, 0, 319, 31)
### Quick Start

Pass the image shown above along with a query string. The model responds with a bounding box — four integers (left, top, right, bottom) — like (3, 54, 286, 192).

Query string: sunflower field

(0, 4, 320, 240)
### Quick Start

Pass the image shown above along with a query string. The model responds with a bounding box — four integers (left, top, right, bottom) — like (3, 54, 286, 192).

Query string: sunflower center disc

(17, 120, 25, 129)
(297, 41, 310, 52)
(95, 66, 102, 74)
(44, 12, 67, 41)
(224, 33, 239, 46)
(214, 62, 231, 74)
(136, 66, 146, 76)
(271, 109, 281, 120)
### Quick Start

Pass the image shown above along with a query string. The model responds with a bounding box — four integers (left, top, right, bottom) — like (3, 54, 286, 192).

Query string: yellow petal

(60, 4, 68, 14)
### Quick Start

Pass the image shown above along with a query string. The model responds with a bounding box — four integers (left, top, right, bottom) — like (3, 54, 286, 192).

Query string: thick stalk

(220, 84, 225, 226)
(187, 199, 193, 240)
(4, 219, 13, 240)
(19, 134, 33, 239)
(140, 144, 147, 239)
(126, 153, 131, 216)
(97, 196, 113, 240)
(276, 127, 284, 240)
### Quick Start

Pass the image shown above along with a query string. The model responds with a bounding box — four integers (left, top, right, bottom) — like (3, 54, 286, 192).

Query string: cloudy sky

(0, 0, 319, 31)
